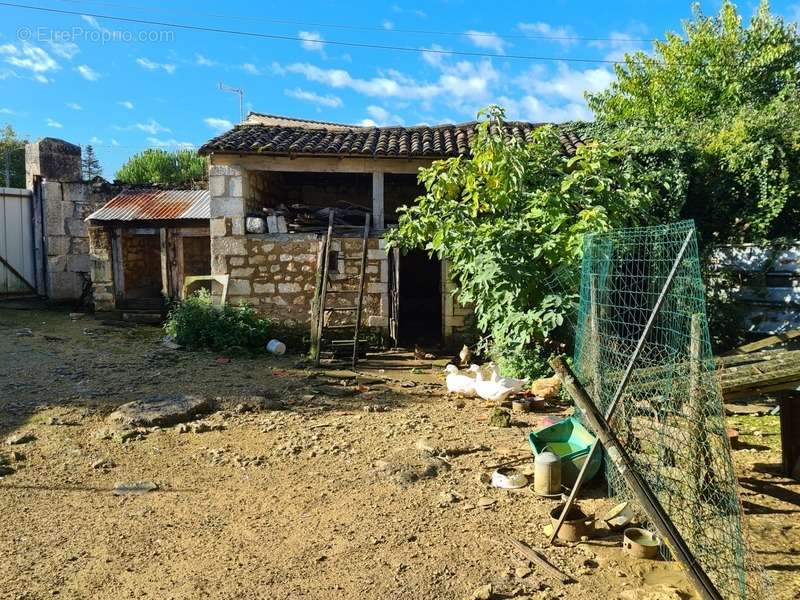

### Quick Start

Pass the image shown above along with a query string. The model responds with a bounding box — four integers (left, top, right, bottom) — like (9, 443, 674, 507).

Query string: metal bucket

(623, 528, 660, 559)
(533, 449, 561, 497)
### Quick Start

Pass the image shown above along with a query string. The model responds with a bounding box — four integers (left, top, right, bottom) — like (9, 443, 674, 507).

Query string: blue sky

(1, 0, 799, 176)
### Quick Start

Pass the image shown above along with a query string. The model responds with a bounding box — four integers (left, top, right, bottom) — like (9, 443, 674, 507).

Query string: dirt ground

(1, 306, 798, 600)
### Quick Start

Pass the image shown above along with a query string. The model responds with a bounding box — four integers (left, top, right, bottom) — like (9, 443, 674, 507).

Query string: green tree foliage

(385, 107, 679, 374)
(0, 124, 28, 188)
(588, 0, 800, 244)
(81, 144, 103, 179)
(115, 148, 206, 185)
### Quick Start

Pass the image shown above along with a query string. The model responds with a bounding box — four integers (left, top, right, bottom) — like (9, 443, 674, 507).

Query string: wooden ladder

(311, 210, 371, 369)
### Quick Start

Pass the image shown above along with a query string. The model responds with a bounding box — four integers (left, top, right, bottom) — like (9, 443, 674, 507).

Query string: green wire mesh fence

(567, 221, 768, 600)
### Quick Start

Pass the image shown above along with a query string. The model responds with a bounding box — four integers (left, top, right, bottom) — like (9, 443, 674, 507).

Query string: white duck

(470, 364, 516, 403)
(488, 362, 529, 393)
(444, 364, 477, 396)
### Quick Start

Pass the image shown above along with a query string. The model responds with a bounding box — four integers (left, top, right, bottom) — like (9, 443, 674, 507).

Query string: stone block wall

(88, 225, 114, 311)
(210, 162, 390, 331)
(442, 260, 476, 343)
(212, 226, 389, 328)
(42, 180, 110, 300)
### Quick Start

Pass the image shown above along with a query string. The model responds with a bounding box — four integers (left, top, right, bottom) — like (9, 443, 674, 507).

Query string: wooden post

(779, 392, 800, 478)
(111, 228, 125, 304)
(589, 273, 602, 406)
(372, 171, 384, 230)
(550, 356, 724, 600)
(310, 235, 326, 360)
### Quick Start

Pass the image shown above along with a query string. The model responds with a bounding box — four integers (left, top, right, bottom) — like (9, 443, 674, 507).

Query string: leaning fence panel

(571, 220, 769, 600)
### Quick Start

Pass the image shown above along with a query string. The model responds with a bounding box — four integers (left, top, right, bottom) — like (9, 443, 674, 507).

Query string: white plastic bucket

(266, 339, 286, 355)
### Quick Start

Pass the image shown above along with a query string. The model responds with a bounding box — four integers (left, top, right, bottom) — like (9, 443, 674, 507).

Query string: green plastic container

(528, 416, 602, 486)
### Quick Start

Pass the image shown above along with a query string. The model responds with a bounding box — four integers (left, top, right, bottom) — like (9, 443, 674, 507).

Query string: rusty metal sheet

(86, 189, 210, 222)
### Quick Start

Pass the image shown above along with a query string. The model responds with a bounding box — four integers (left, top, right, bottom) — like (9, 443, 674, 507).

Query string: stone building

(85, 189, 211, 315)
(198, 113, 581, 346)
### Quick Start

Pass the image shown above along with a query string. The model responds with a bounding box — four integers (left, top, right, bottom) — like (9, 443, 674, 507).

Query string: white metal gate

(0, 187, 35, 294)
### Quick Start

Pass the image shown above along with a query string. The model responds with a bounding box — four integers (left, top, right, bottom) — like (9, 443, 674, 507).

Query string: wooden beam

(211, 154, 431, 175)
(372, 171, 384, 230)
(727, 329, 800, 355)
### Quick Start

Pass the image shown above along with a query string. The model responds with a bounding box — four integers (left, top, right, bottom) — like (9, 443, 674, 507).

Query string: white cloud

(518, 22, 577, 47)
(299, 31, 325, 53)
(195, 54, 216, 67)
(0, 107, 18, 115)
(383, 21, 394, 30)
(589, 32, 644, 62)
(360, 105, 404, 126)
(134, 118, 171, 135)
(46, 117, 62, 128)
(147, 137, 195, 150)
(499, 94, 592, 123)
(119, 100, 134, 110)
(1, 42, 59, 75)
(285, 62, 440, 100)
(284, 88, 343, 108)
(204, 117, 234, 132)
(81, 15, 104, 31)
(66, 102, 82, 110)
(136, 57, 176, 74)
(89, 136, 103, 144)
(391, 5, 426, 18)
(241, 62, 261, 75)
(111, 138, 120, 146)
(421, 44, 449, 68)
(283, 57, 498, 117)
(48, 40, 80, 59)
(76, 64, 100, 81)
(518, 63, 614, 104)
(464, 30, 506, 55)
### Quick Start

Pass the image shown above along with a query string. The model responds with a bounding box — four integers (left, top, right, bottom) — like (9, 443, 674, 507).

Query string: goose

(488, 362, 529, 393)
(444, 364, 477, 396)
(470, 364, 516, 403)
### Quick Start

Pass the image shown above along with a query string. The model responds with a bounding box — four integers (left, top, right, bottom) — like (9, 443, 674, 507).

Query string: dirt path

(0, 307, 798, 599)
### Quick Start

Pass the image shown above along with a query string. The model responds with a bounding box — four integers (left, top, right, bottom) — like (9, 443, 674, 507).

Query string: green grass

(727, 415, 781, 451)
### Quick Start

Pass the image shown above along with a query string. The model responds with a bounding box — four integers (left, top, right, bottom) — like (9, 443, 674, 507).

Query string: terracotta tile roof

(199, 114, 586, 159)
(86, 189, 210, 222)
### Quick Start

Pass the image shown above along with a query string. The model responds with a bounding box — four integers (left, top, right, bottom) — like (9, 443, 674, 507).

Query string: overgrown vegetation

(164, 289, 271, 352)
(0, 124, 27, 188)
(115, 148, 206, 185)
(385, 107, 680, 375)
(588, 0, 800, 246)
(387, 1, 800, 375)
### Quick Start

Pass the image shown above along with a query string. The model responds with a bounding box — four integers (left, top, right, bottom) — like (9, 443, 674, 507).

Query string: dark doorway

(398, 249, 442, 347)
(121, 232, 162, 300)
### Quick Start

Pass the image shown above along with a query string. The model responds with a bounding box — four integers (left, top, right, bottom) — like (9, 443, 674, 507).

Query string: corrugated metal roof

(86, 189, 210, 222)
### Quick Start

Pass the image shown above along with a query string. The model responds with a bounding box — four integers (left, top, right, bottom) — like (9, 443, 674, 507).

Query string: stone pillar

(25, 138, 81, 190)
(209, 163, 249, 302)
(25, 138, 114, 302)
(88, 224, 115, 311)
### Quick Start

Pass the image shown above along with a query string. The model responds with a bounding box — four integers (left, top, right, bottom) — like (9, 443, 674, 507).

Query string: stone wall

(25, 138, 115, 301)
(442, 260, 476, 344)
(42, 179, 112, 300)
(212, 225, 389, 328)
(88, 225, 114, 311)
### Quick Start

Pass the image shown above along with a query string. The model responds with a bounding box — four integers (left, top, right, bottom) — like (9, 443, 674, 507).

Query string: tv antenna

(219, 82, 245, 123)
